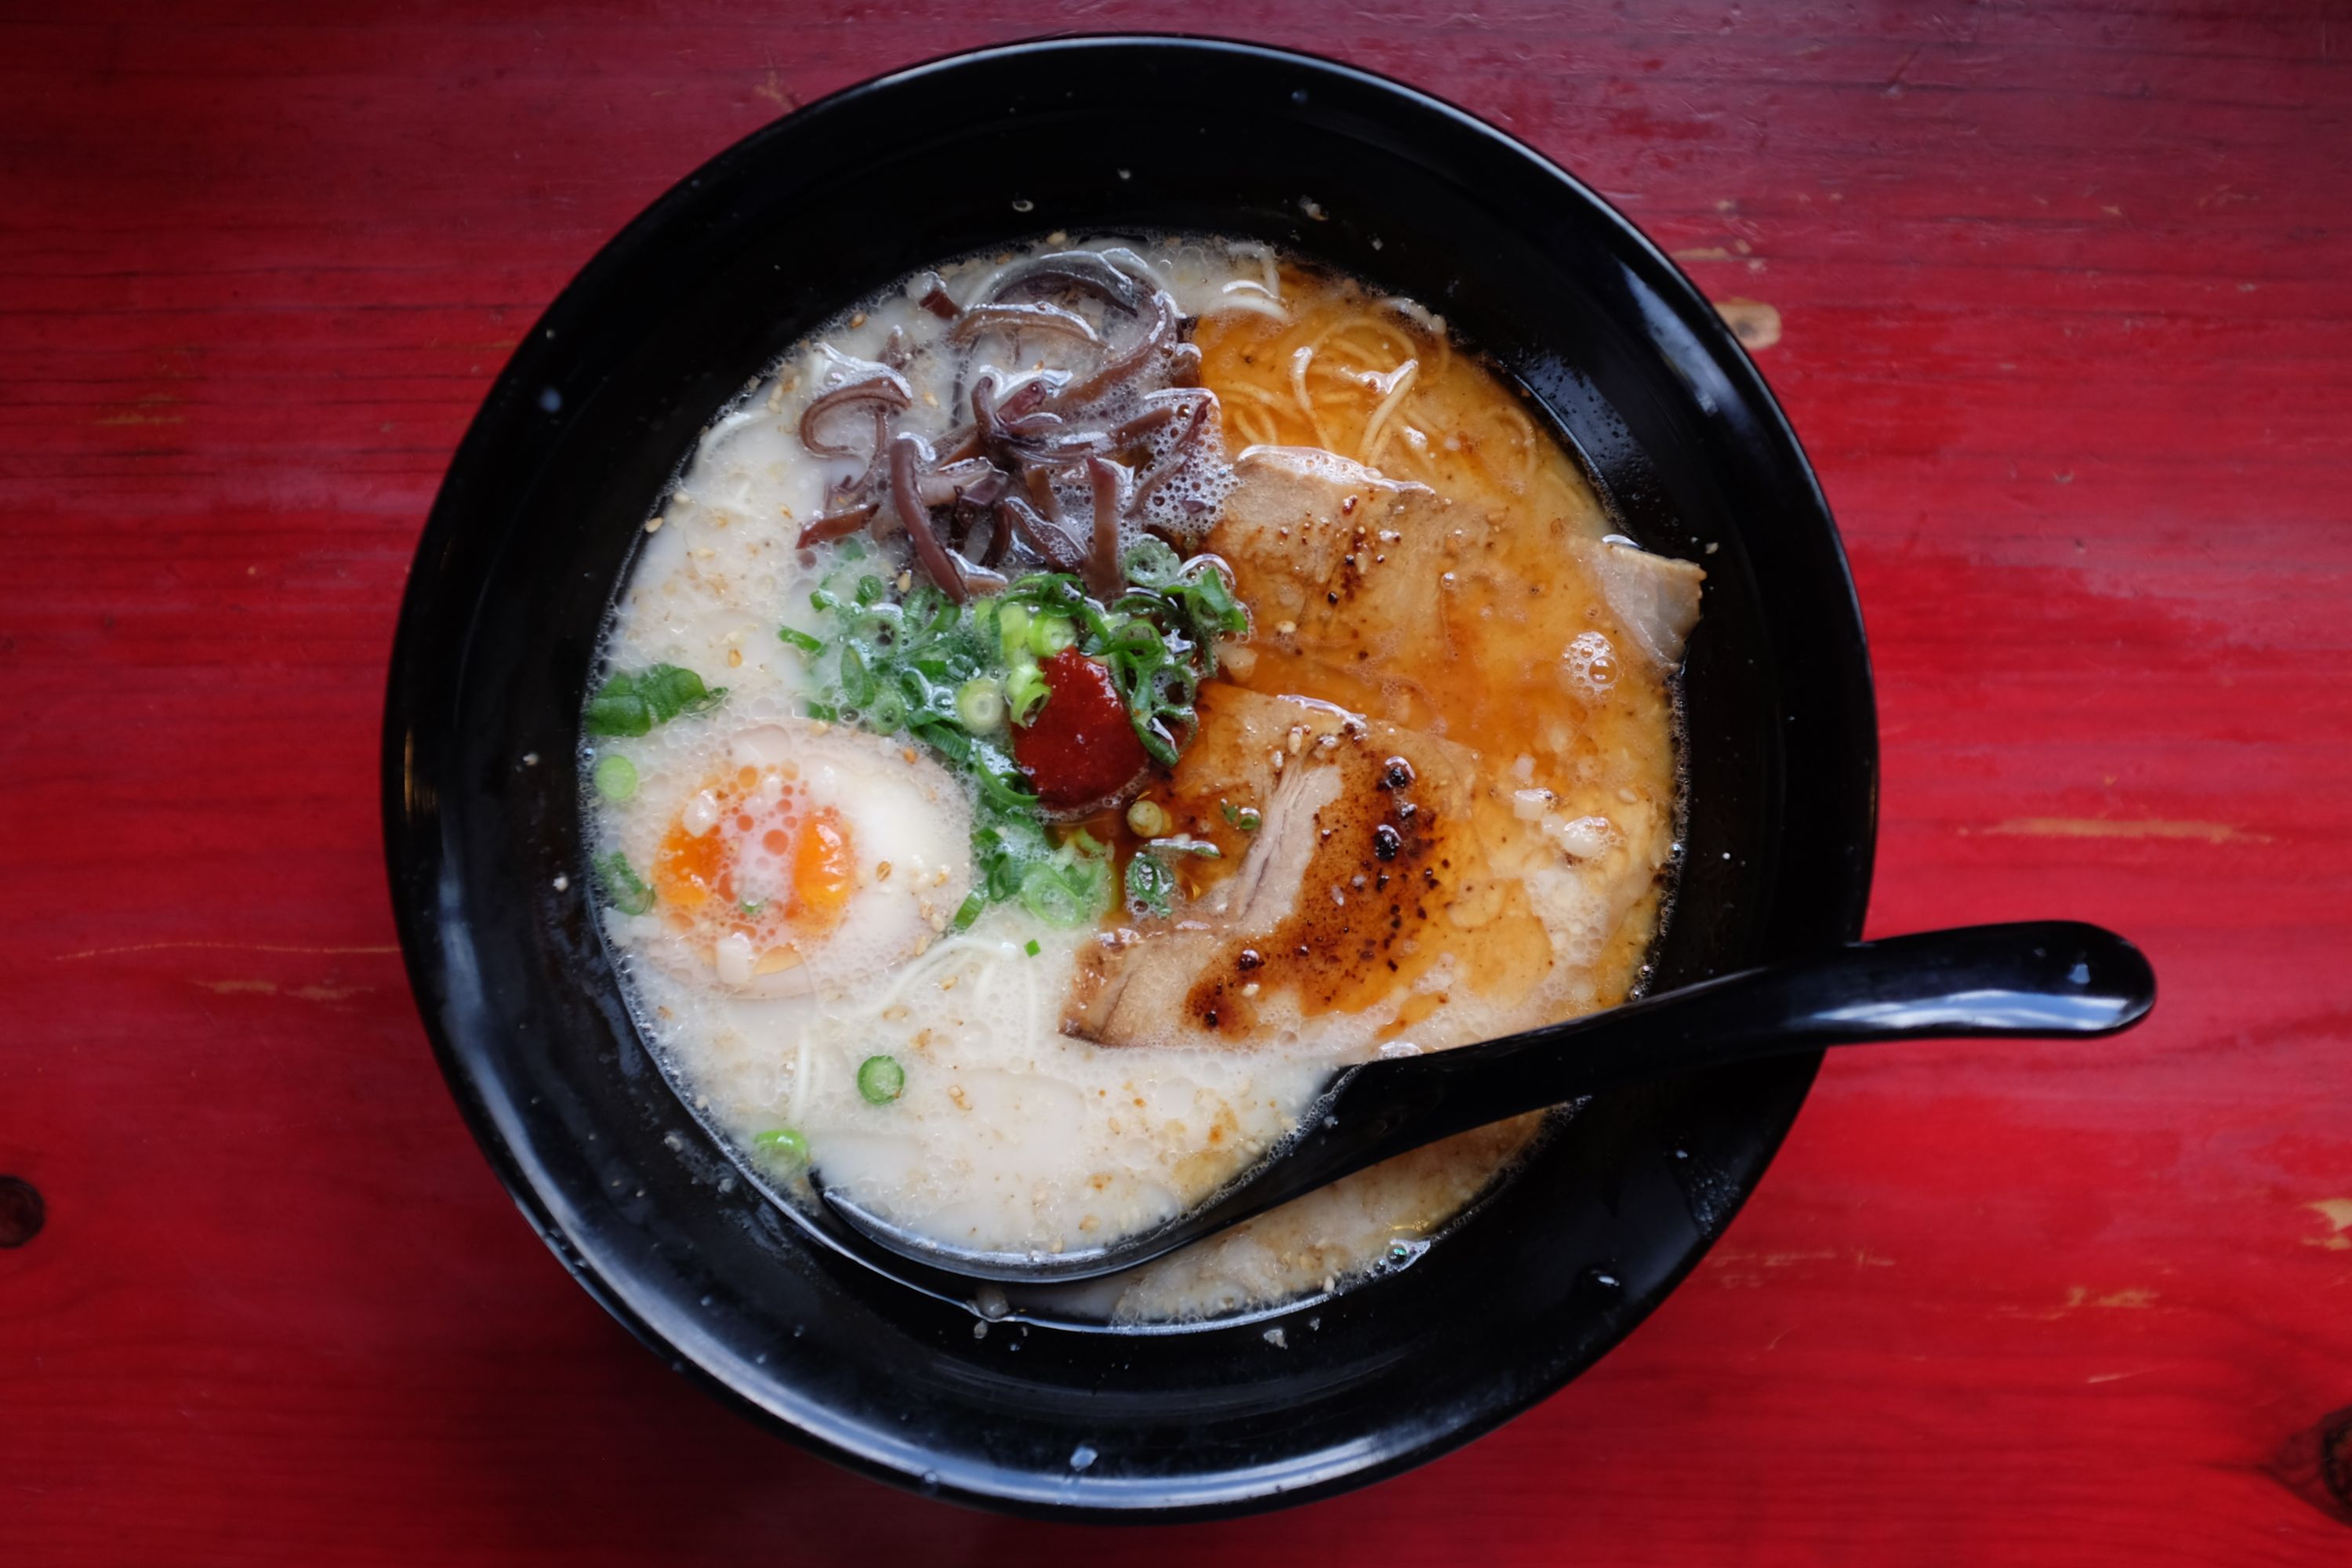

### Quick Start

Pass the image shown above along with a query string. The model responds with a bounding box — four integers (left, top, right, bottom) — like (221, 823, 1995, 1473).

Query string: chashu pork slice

(1207, 446, 1472, 672)
(1064, 684, 1525, 1054)
(1214, 445, 1707, 681)
(1575, 537, 1706, 672)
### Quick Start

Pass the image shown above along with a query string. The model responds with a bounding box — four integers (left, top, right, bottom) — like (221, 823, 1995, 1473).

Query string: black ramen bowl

(384, 35, 1875, 1519)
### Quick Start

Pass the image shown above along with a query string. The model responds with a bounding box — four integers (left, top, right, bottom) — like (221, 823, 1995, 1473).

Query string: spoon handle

(1282, 921, 2155, 1202)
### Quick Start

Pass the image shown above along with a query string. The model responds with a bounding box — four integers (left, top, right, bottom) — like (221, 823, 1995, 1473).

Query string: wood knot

(0, 1176, 44, 1248)
(2272, 1404, 2352, 1525)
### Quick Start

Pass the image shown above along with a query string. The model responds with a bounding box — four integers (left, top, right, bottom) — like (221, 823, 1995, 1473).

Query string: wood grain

(3, 2, 2348, 1561)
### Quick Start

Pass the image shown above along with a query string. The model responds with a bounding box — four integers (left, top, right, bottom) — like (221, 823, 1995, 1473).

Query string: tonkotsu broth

(586, 237, 1697, 1323)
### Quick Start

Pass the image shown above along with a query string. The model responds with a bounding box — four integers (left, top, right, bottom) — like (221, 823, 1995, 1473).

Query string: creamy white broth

(587, 236, 1693, 1322)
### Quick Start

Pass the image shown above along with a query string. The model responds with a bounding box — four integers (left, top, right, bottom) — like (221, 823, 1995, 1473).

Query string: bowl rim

(383, 31, 1876, 1519)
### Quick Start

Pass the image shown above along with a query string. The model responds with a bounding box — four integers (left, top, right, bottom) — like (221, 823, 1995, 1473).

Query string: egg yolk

(789, 808, 856, 924)
(654, 769, 858, 956)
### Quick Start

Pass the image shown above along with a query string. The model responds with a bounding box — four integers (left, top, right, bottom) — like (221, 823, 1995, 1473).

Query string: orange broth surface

(1081, 267, 1680, 1032)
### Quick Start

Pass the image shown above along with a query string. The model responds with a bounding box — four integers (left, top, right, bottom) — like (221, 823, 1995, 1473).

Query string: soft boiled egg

(633, 720, 971, 996)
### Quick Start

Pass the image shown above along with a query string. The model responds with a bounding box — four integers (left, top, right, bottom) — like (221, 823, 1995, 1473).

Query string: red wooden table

(6, 3, 2349, 1561)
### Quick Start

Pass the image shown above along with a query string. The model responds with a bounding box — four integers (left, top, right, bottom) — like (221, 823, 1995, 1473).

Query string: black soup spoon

(817, 920, 2155, 1284)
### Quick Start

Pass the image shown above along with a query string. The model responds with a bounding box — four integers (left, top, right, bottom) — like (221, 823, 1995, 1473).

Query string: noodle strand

(1289, 345, 1334, 452)
(1359, 358, 1420, 466)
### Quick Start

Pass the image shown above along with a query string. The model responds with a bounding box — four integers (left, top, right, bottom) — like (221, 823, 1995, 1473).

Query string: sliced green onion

(1018, 862, 1089, 925)
(956, 677, 1004, 732)
(851, 603, 904, 645)
(857, 1055, 906, 1105)
(902, 667, 950, 723)
(951, 889, 988, 931)
(1222, 801, 1261, 832)
(996, 601, 1031, 662)
(1123, 833, 1221, 920)
(972, 742, 1039, 812)
(836, 644, 878, 708)
(1028, 614, 1076, 657)
(1124, 853, 1177, 920)
(752, 1127, 809, 1168)
(592, 754, 638, 802)
(1006, 660, 1051, 726)
(777, 626, 823, 655)
(593, 851, 655, 916)
(1181, 562, 1247, 635)
(1122, 537, 1184, 587)
(1024, 938, 1041, 956)
(1126, 798, 1171, 836)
